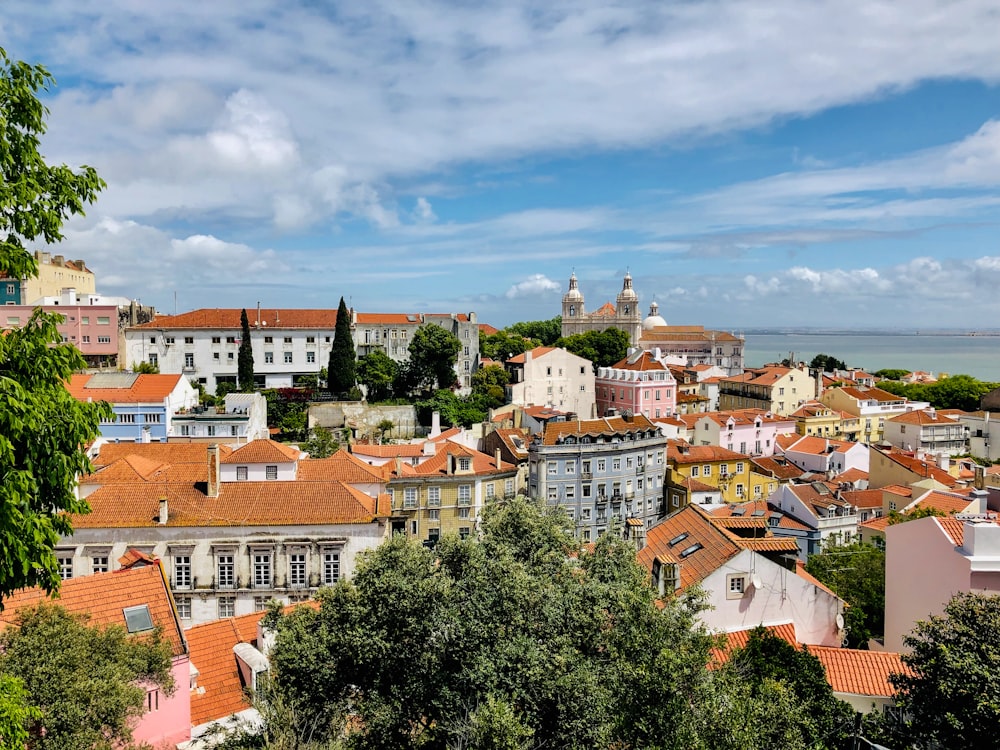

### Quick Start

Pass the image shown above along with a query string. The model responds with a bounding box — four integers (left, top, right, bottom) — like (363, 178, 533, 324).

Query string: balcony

(581, 472, 593, 480)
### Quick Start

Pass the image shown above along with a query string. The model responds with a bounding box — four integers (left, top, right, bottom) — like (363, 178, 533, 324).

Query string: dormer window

(458, 457, 471, 471)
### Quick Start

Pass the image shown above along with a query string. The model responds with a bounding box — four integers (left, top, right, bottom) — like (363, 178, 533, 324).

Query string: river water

(744, 333, 1000, 381)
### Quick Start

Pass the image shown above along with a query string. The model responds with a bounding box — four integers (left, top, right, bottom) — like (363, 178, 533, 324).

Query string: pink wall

(596, 379, 676, 419)
(2, 304, 118, 355)
(132, 655, 192, 747)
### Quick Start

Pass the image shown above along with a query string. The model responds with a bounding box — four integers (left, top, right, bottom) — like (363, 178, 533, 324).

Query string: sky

(4, 1, 1000, 330)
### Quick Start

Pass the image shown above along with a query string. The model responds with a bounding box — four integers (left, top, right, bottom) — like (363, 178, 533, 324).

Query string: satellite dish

(836, 613, 845, 630)
(751, 574, 762, 590)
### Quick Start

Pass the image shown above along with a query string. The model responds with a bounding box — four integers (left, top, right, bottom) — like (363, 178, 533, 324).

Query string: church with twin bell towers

(561, 271, 643, 346)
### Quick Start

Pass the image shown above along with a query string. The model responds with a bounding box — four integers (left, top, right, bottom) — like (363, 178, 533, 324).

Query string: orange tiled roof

(591, 302, 618, 317)
(911, 491, 975, 515)
(720, 366, 793, 386)
(506, 346, 557, 364)
(809, 646, 907, 697)
(297, 449, 386, 483)
(832, 467, 869, 485)
(0, 563, 185, 657)
(883, 451, 957, 487)
(842, 489, 883, 509)
(887, 410, 959, 425)
(837, 386, 907, 404)
(187, 611, 267, 725)
(541, 415, 659, 445)
(134, 309, 336, 329)
(73, 480, 380, 528)
(936, 517, 966, 545)
(794, 560, 840, 599)
(859, 516, 891, 533)
(640, 326, 742, 343)
(479, 323, 500, 335)
(667, 440, 747, 464)
(711, 622, 800, 663)
(410, 442, 515, 477)
(222, 439, 300, 464)
(66, 373, 187, 404)
(751, 456, 805, 480)
(523, 405, 568, 420)
(783, 435, 856, 456)
(606, 350, 671, 372)
(351, 443, 426, 458)
(700, 408, 794, 427)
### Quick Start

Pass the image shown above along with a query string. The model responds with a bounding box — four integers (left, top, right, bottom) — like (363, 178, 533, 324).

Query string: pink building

(691, 409, 797, 457)
(596, 349, 677, 420)
(0, 559, 191, 746)
(2, 303, 119, 367)
(884, 516, 1000, 652)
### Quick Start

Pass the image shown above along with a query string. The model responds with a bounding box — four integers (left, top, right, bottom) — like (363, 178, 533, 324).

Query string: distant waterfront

(744, 332, 1000, 381)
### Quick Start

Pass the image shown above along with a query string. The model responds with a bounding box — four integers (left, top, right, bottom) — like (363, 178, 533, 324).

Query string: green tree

(131, 360, 159, 374)
(0, 675, 41, 750)
(506, 317, 562, 346)
(891, 592, 1000, 749)
(874, 368, 909, 380)
(556, 328, 630, 371)
(356, 350, 398, 402)
(376, 418, 394, 442)
(258, 498, 809, 750)
(238, 308, 255, 391)
(470, 364, 509, 409)
(327, 297, 356, 397)
(806, 540, 885, 647)
(479, 330, 534, 362)
(0, 604, 174, 750)
(0, 50, 108, 601)
(301, 425, 338, 459)
(725, 627, 854, 749)
(809, 353, 847, 371)
(408, 324, 461, 391)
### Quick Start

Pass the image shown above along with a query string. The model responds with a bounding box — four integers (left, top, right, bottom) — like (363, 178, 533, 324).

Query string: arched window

(623, 305, 630, 315)
(569, 305, 576, 317)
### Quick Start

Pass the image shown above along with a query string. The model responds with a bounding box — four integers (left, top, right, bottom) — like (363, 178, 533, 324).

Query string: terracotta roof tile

(187, 612, 266, 726)
(794, 560, 840, 599)
(506, 346, 557, 364)
(667, 440, 747, 464)
(842, 489, 883, 509)
(711, 622, 800, 664)
(409, 442, 515, 477)
(0, 564, 185, 657)
(222, 439, 300, 464)
(911, 491, 975, 515)
(751, 456, 805, 480)
(888, 410, 959, 425)
(134, 309, 335, 329)
(297, 449, 386, 483)
(936, 517, 966, 545)
(809, 646, 908, 697)
(351, 443, 425, 458)
(66, 373, 187, 404)
(541, 415, 660, 446)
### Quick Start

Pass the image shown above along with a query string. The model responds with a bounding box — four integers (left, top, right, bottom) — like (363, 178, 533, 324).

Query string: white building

(691, 409, 797, 458)
(637, 504, 845, 646)
(775, 434, 870, 477)
(126, 308, 336, 393)
(171, 392, 269, 443)
(505, 347, 596, 418)
(883, 408, 968, 456)
(769, 481, 860, 555)
(63, 440, 391, 627)
(961, 411, 1000, 462)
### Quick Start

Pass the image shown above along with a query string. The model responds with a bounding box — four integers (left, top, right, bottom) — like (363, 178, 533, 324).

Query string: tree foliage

(131, 361, 159, 374)
(809, 353, 847, 372)
(0, 50, 108, 602)
(238, 308, 255, 392)
(470, 364, 509, 410)
(506, 317, 562, 346)
(555, 328, 630, 371)
(327, 297, 356, 397)
(479, 330, 535, 362)
(878, 374, 999, 411)
(874, 368, 909, 380)
(301, 426, 338, 459)
(255, 498, 831, 750)
(891, 592, 1000, 749)
(0, 674, 40, 750)
(356, 350, 398, 402)
(408, 324, 461, 392)
(0, 604, 174, 750)
(415, 389, 487, 428)
(805, 540, 885, 647)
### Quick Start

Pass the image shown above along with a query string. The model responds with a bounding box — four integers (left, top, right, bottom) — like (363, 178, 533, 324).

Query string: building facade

(883, 408, 968, 456)
(820, 385, 929, 444)
(595, 349, 678, 420)
(505, 346, 596, 416)
(3, 302, 120, 367)
(528, 415, 667, 541)
(718, 366, 816, 415)
(560, 272, 643, 346)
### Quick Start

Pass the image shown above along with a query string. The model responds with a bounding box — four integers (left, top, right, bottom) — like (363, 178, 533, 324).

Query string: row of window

(156, 335, 329, 346)
(178, 424, 241, 437)
(546, 475, 659, 501)
(399, 478, 515, 508)
(101, 412, 163, 425)
(173, 550, 340, 590)
(547, 453, 664, 475)
(688, 462, 745, 478)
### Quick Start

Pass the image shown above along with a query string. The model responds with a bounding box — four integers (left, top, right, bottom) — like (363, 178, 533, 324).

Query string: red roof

(809, 646, 907, 697)
(66, 373, 187, 403)
(222, 439, 300, 464)
(506, 346, 557, 364)
(135, 309, 335, 329)
(187, 611, 266, 725)
(0, 563, 185, 657)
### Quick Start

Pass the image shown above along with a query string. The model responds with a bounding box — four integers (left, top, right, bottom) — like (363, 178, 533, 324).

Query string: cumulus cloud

(505, 274, 562, 299)
(413, 197, 436, 223)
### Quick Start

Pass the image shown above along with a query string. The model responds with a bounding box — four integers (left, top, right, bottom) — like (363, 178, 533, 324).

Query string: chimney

(158, 497, 168, 525)
(423, 441, 436, 456)
(447, 454, 455, 475)
(207, 445, 220, 498)
(495, 448, 502, 469)
(430, 411, 441, 438)
(395, 456, 402, 477)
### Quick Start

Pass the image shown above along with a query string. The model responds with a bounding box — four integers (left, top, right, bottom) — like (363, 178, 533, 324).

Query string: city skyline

(4, 1, 1000, 328)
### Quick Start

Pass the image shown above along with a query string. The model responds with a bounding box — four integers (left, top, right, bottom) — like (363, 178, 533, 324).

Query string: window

(565, 461, 576, 474)
(207, 425, 216, 437)
(218, 597, 235, 618)
(597, 459, 606, 472)
(505, 478, 514, 494)
(582, 484, 591, 498)
(410, 520, 419, 536)
(289, 553, 307, 588)
(307, 351, 316, 363)
(284, 336, 292, 344)
(690, 466, 699, 477)
(458, 485, 471, 505)
(148, 353, 157, 366)
(212, 336, 221, 344)
(217, 554, 235, 588)
(97, 335, 111, 344)
(735, 462, 745, 473)
(184, 336, 194, 344)
(582, 508, 592, 520)
(612, 458, 621, 471)
(265, 352, 274, 364)
(486, 483, 495, 498)
(284, 352, 293, 364)
(91, 555, 109, 574)
(306, 336, 315, 343)
(213, 352, 220, 360)
(253, 551, 272, 587)
(459, 527, 471, 539)
(174, 555, 192, 589)
(459, 457, 471, 471)
(176, 597, 191, 620)
(322, 550, 341, 585)
(428, 509, 440, 520)
(254, 596, 269, 612)
(702, 464, 711, 476)
(144, 413, 161, 424)
(184, 353, 194, 368)
(123, 605, 154, 632)
(266, 465, 278, 480)
(548, 461, 557, 475)
(404, 488, 418, 508)
(180, 424, 191, 436)
(227, 352, 234, 361)
(459, 507, 471, 519)
(231, 425, 239, 436)
(427, 487, 441, 506)
(96, 316, 110, 325)
(116, 413, 135, 424)
(735, 484, 745, 497)
(234, 466, 248, 482)
(264, 336, 273, 344)
(57, 554, 73, 580)
(727, 574, 747, 599)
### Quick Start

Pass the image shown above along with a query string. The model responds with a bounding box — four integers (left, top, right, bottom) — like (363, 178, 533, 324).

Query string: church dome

(563, 272, 584, 301)
(617, 271, 638, 301)
(642, 301, 667, 329)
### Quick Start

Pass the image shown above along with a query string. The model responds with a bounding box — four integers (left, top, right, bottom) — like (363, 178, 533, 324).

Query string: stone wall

(308, 402, 419, 440)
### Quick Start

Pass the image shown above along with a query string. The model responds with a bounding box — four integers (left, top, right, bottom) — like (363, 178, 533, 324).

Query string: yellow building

(22, 251, 96, 303)
(666, 440, 766, 504)
(790, 401, 845, 438)
(820, 385, 929, 444)
(718, 366, 816, 416)
(386, 442, 520, 543)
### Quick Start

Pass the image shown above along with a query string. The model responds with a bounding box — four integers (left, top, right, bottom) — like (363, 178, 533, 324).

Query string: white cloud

(413, 197, 436, 223)
(505, 274, 562, 299)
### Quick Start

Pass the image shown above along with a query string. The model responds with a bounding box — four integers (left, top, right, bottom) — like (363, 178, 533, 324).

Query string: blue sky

(4, 1, 1000, 329)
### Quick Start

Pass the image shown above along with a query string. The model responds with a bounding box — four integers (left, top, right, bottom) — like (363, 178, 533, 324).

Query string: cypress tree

(238, 308, 255, 391)
(327, 297, 356, 397)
